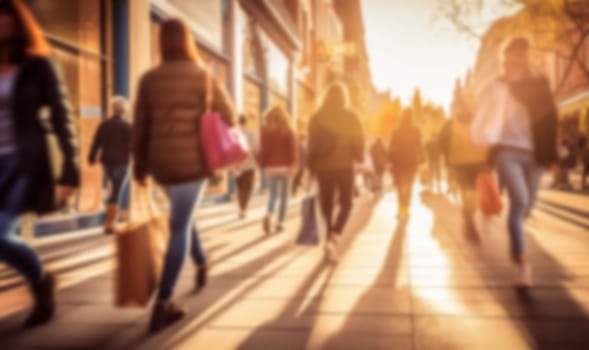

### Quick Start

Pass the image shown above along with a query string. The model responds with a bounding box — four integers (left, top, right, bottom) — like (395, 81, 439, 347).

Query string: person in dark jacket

(260, 105, 297, 233)
(89, 96, 132, 233)
(308, 82, 364, 264)
(425, 135, 442, 194)
(291, 133, 308, 196)
(388, 108, 423, 219)
(232, 114, 259, 219)
(370, 137, 388, 195)
(582, 140, 589, 190)
(133, 19, 235, 333)
(471, 37, 558, 287)
(0, 0, 79, 327)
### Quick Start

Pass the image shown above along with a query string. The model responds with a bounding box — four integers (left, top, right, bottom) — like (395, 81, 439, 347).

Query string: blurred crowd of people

(0, 0, 573, 337)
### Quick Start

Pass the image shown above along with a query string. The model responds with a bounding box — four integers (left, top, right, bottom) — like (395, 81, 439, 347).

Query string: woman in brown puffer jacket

(132, 19, 235, 333)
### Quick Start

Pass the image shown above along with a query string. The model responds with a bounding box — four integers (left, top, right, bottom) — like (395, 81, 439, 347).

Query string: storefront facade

(22, 0, 305, 238)
(20, 0, 113, 238)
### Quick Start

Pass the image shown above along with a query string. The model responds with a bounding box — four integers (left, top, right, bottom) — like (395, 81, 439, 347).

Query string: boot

(263, 216, 271, 235)
(462, 210, 480, 244)
(104, 204, 118, 234)
(149, 302, 185, 333)
(25, 273, 56, 327)
(195, 265, 208, 291)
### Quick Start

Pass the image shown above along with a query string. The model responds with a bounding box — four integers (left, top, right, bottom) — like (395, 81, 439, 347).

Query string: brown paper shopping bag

(114, 186, 168, 308)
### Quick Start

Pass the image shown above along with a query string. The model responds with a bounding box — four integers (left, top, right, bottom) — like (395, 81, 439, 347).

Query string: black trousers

(393, 170, 417, 209)
(316, 168, 354, 235)
(236, 170, 255, 211)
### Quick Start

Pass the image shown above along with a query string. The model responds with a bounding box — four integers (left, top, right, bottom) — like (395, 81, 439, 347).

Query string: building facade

(22, 0, 353, 239)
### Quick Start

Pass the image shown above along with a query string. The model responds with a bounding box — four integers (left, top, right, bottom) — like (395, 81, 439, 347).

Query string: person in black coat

(388, 109, 423, 219)
(89, 96, 132, 233)
(0, 0, 79, 327)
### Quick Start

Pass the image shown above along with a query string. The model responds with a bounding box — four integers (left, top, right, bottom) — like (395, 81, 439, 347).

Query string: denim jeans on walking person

(0, 154, 43, 283)
(157, 180, 207, 302)
(495, 148, 543, 257)
(266, 175, 290, 222)
(104, 165, 130, 209)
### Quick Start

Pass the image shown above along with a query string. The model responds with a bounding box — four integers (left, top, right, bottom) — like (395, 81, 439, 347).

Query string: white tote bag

(471, 80, 510, 146)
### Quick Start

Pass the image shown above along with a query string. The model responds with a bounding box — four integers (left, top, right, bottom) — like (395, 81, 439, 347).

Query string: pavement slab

(1, 187, 589, 349)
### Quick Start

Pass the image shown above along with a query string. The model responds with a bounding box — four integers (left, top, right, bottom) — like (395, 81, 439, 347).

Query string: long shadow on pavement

(319, 218, 410, 350)
(231, 196, 380, 350)
(421, 193, 589, 349)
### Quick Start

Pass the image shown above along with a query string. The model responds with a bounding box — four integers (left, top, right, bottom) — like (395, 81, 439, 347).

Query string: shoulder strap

(205, 67, 213, 113)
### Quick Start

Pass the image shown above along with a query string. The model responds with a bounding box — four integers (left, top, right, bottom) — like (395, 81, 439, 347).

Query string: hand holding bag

(200, 70, 249, 171)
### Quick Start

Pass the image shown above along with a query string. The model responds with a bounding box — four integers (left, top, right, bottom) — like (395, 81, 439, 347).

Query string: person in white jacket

(471, 37, 558, 287)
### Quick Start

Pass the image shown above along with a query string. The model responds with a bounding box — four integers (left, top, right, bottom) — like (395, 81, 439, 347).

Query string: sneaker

(25, 273, 56, 327)
(195, 265, 208, 291)
(324, 235, 340, 264)
(516, 263, 533, 288)
(149, 302, 186, 333)
(397, 206, 409, 220)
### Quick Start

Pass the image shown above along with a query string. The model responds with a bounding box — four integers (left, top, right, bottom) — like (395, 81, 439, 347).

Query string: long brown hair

(264, 105, 292, 132)
(320, 82, 349, 112)
(159, 18, 200, 63)
(0, 0, 51, 62)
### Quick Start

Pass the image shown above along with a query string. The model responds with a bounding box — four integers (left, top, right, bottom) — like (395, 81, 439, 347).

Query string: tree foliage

(438, 0, 589, 93)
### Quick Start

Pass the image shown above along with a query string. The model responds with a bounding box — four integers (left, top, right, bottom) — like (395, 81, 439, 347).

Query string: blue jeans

(495, 149, 543, 256)
(266, 175, 290, 222)
(104, 165, 130, 210)
(0, 154, 43, 283)
(157, 180, 207, 302)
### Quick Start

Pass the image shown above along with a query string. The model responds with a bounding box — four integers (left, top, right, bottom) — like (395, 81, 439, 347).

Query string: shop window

(26, 0, 102, 53)
(266, 40, 289, 96)
(27, 0, 106, 214)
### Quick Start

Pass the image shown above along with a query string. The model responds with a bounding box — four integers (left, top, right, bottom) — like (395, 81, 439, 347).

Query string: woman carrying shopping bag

(471, 37, 558, 287)
(260, 106, 297, 234)
(438, 90, 489, 244)
(132, 18, 235, 333)
(308, 83, 365, 264)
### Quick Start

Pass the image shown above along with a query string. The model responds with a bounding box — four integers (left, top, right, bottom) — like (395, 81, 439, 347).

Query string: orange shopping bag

(476, 172, 503, 216)
(114, 186, 168, 308)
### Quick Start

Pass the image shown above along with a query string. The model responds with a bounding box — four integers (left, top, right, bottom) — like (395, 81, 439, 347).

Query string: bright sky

(361, 0, 508, 111)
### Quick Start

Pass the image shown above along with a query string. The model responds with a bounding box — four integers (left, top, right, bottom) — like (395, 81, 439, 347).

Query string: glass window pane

(26, 0, 102, 54)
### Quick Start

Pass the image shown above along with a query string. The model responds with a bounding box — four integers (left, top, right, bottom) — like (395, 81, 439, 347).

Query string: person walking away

(89, 96, 132, 233)
(370, 137, 388, 195)
(0, 0, 79, 327)
(439, 102, 488, 244)
(471, 37, 558, 287)
(425, 135, 442, 194)
(388, 108, 423, 219)
(232, 114, 258, 219)
(308, 83, 364, 263)
(291, 133, 308, 196)
(260, 106, 297, 234)
(132, 19, 235, 333)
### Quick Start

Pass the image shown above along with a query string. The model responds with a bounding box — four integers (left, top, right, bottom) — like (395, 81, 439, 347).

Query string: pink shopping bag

(201, 111, 249, 171)
(200, 69, 249, 171)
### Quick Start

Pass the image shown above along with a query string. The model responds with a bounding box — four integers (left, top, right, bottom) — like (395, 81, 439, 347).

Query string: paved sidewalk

(1, 188, 589, 349)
